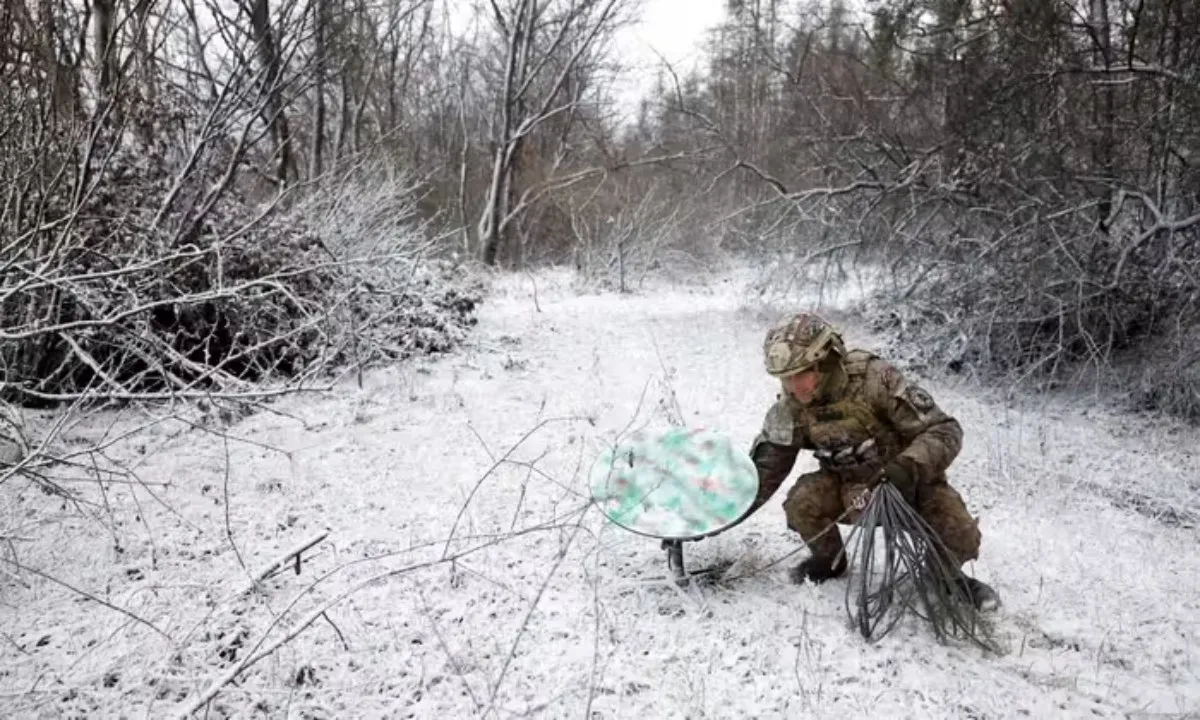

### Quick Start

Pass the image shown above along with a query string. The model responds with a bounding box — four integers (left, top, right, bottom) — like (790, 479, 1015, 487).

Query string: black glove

(815, 438, 879, 480)
(878, 458, 917, 504)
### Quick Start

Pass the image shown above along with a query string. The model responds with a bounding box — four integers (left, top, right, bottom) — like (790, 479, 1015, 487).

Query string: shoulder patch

(872, 359, 901, 389)
(903, 385, 935, 412)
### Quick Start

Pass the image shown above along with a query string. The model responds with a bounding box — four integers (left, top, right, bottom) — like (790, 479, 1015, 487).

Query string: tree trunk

(93, 0, 122, 134)
(310, 0, 327, 179)
(458, 58, 472, 257)
(93, 0, 117, 101)
(1089, 0, 1115, 228)
(336, 71, 351, 162)
(245, 0, 296, 185)
(479, 0, 533, 266)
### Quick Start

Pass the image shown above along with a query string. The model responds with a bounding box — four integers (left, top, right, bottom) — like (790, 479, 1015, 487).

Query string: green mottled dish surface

(589, 427, 759, 540)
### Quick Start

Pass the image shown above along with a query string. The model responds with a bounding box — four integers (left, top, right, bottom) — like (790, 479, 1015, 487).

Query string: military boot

(953, 574, 1000, 612)
(789, 554, 848, 585)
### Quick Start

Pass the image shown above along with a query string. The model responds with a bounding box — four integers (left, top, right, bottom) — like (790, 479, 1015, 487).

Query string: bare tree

(241, 0, 298, 185)
(475, 0, 633, 266)
(618, 0, 1200, 415)
(309, 0, 328, 178)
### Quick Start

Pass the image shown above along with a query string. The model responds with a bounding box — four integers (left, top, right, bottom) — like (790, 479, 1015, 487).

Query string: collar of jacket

(813, 359, 849, 406)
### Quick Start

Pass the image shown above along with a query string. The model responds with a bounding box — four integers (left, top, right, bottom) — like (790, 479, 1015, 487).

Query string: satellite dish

(589, 426, 760, 582)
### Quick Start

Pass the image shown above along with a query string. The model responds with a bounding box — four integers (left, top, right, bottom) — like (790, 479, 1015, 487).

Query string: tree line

(2, 0, 1198, 415)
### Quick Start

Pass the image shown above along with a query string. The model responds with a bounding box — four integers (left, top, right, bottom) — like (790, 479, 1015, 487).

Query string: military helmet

(762, 312, 846, 377)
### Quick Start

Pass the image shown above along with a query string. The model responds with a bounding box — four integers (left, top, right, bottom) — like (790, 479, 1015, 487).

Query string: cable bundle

(843, 483, 1001, 653)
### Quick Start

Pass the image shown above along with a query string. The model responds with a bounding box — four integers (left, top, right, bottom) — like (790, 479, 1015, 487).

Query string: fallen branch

(173, 505, 592, 718)
(235, 529, 332, 598)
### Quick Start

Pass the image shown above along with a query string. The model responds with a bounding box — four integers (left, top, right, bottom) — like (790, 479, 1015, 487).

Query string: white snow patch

(1, 263, 1198, 718)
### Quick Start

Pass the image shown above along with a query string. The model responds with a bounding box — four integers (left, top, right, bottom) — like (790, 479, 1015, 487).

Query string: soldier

(746, 312, 999, 611)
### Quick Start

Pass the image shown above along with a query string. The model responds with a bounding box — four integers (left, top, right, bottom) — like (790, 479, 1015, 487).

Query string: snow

(2, 263, 1199, 718)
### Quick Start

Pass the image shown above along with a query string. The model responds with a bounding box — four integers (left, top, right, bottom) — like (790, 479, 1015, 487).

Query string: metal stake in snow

(588, 426, 759, 585)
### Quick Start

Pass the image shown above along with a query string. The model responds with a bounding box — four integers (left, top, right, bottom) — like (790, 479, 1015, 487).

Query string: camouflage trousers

(782, 471, 982, 570)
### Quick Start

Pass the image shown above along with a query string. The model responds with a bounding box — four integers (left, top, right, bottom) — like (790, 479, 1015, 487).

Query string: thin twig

(173, 505, 593, 718)
(222, 437, 251, 581)
(0, 556, 172, 641)
(442, 416, 584, 559)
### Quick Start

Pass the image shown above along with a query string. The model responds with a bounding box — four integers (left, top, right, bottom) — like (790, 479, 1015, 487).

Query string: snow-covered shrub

(0, 137, 480, 406)
(858, 209, 1200, 421)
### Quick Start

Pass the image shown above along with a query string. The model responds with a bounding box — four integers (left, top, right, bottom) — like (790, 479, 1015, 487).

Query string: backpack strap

(842, 349, 876, 378)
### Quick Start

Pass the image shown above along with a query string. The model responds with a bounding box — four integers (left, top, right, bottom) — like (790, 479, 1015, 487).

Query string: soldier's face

(782, 368, 821, 404)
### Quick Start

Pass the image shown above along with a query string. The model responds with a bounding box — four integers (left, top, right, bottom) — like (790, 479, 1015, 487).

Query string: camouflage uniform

(747, 313, 991, 600)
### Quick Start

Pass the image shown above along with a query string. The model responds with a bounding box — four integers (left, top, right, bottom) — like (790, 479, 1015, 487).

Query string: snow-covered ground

(2, 264, 1199, 719)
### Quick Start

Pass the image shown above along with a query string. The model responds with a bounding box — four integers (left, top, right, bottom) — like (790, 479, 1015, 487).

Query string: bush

(0, 140, 481, 406)
(859, 199, 1200, 420)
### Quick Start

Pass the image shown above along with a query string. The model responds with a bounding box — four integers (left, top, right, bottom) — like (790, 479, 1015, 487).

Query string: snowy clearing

(2, 265, 1199, 719)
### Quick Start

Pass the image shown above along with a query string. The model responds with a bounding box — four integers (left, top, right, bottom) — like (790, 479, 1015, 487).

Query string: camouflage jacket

(748, 350, 963, 507)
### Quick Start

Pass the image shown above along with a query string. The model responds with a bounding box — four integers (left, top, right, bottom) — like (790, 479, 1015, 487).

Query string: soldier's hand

(849, 487, 872, 511)
(875, 459, 917, 504)
(815, 438, 878, 473)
